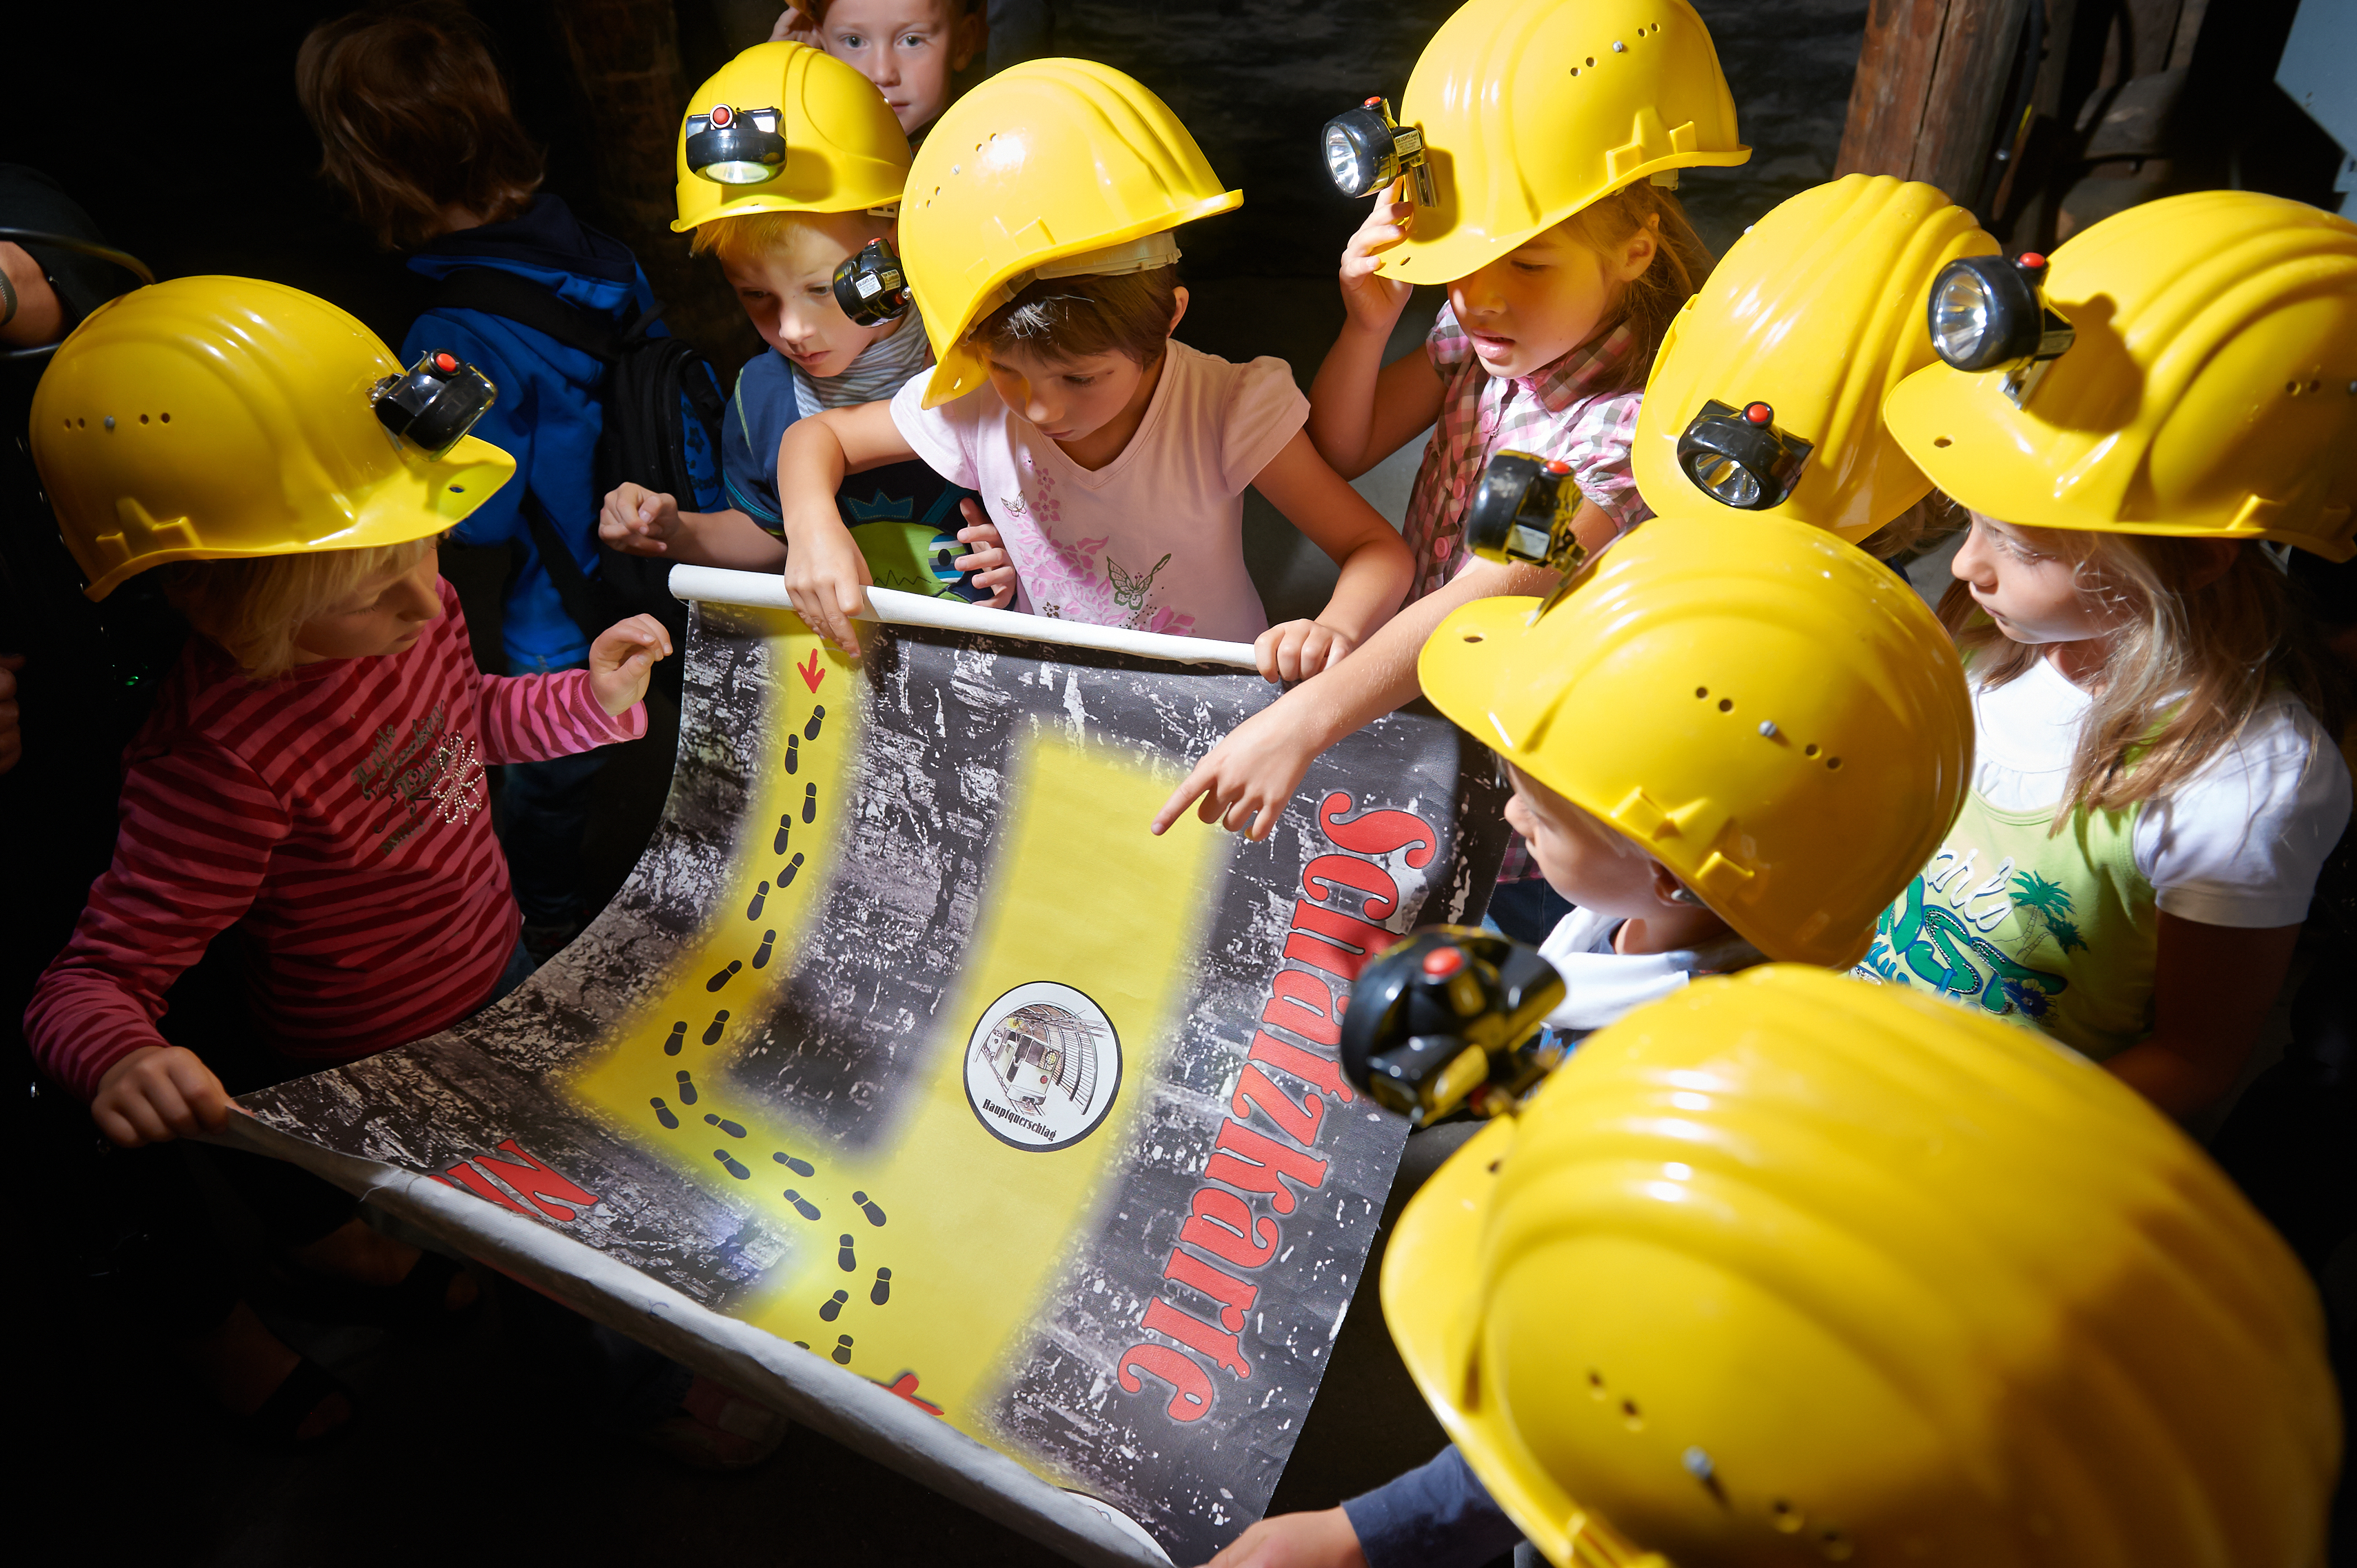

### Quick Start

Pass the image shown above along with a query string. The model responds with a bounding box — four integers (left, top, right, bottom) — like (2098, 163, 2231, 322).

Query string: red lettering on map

(1264, 968, 1342, 1044)
(1119, 1343, 1215, 1422)
(1302, 853, 1401, 921)
(1204, 1118, 1330, 1215)
(1248, 1030, 1354, 1103)
(1284, 899, 1401, 982)
(467, 1140, 600, 1223)
(1162, 1249, 1260, 1333)
(1140, 1297, 1253, 1379)
(1179, 1188, 1279, 1269)
(1319, 792, 1437, 867)
(436, 1163, 530, 1214)
(1232, 1065, 1324, 1146)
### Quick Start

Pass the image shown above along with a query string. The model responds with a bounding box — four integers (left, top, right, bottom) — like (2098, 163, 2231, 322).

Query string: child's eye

(1064, 374, 1097, 387)
(838, 31, 866, 48)
(900, 32, 925, 47)
(1510, 260, 1549, 274)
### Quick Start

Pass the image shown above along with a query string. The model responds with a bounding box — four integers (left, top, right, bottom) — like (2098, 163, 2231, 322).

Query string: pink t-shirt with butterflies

(889, 341, 1307, 643)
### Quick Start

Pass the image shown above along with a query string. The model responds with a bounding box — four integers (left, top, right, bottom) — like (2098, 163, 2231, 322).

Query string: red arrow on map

(796, 650, 825, 693)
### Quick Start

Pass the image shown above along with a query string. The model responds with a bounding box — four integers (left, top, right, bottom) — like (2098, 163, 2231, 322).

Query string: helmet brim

(80, 432, 517, 601)
(1378, 151, 1748, 288)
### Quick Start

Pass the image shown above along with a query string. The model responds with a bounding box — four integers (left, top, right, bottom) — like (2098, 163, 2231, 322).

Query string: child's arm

(1248, 431, 1413, 682)
(601, 483, 787, 571)
(779, 400, 924, 654)
(23, 744, 284, 1139)
(475, 615, 670, 764)
(1306, 180, 1447, 479)
(1153, 494, 1618, 838)
(2105, 914, 2303, 1118)
(1198, 1508, 1365, 1568)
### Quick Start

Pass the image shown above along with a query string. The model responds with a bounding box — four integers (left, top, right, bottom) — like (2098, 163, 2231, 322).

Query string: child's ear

(1618, 220, 1660, 285)
(1649, 860, 1701, 908)
(1167, 285, 1190, 337)
(952, 3, 988, 72)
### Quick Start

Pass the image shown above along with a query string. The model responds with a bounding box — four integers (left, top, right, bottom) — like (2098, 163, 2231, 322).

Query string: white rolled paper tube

(666, 563, 1262, 670)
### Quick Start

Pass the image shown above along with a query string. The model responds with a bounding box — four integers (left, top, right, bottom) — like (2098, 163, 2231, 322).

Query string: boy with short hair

(601, 40, 1011, 607)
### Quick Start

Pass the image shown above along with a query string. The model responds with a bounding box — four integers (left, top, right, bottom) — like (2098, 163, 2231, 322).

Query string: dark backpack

(429, 267, 725, 653)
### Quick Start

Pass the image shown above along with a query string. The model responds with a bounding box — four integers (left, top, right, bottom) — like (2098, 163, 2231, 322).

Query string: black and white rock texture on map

(230, 599, 1511, 1565)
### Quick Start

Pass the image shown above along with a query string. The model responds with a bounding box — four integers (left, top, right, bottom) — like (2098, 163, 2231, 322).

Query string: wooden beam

(1838, 0, 2038, 208)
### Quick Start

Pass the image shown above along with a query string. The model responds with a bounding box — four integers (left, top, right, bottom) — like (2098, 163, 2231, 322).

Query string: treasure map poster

(230, 598, 1511, 1565)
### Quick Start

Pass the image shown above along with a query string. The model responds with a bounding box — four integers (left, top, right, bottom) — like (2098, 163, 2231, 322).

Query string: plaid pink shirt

(1402, 303, 1652, 883)
(1400, 302, 1651, 602)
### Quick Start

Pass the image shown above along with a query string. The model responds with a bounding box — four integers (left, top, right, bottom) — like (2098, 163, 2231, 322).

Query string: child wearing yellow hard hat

(1857, 189, 2355, 1120)
(775, 59, 1417, 674)
(1155, 0, 1740, 861)
(19, 278, 669, 1440)
(1207, 508, 1973, 1566)
(601, 42, 1006, 610)
(1349, 967, 2338, 1568)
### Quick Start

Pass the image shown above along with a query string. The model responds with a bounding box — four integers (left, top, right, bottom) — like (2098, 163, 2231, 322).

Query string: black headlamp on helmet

(685, 103, 786, 185)
(1928, 252, 2076, 407)
(1465, 450, 1591, 575)
(1321, 96, 1437, 207)
(1675, 399, 1815, 510)
(371, 350, 495, 458)
(832, 238, 911, 326)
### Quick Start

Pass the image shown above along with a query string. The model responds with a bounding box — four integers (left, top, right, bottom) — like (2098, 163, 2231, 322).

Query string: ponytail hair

(1565, 182, 1714, 395)
(1939, 520, 2350, 829)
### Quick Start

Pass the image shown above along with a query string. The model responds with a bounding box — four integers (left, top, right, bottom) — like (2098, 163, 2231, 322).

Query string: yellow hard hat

(1386, 965, 2339, 1568)
(1886, 189, 2357, 559)
(1419, 514, 1970, 967)
(1634, 175, 1998, 541)
(671, 42, 910, 232)
(898, 59, 1241, 408)
(1377, 0, 1747, 286)
(29, 276, 514, 601)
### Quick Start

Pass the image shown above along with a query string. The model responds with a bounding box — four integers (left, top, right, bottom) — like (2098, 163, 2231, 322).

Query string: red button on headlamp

(1743, 401, 1773, 424)
(1422, 948, 1465, 978)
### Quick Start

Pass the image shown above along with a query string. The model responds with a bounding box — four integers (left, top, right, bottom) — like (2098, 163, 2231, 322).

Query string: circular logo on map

(963, 982, 1121, 1152)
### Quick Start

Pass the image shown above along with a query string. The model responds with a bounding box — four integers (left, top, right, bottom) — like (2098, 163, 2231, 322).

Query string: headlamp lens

(1929, 267, 1997, 368)
(1673, 399, 1814, 512)
(686, 106, 786, 187)
(1689, 452, 1762, 508)
(1324, 127, 1361, 191)
(1320, 106, 1394, 198)
(372, 350, 495, 457)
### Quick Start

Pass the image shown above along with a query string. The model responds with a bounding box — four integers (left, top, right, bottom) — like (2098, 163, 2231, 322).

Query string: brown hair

(166, 537, 438, 681)
(296, 2, 543, 251)
(972, 266, 1182, 369)
(1564, 182, 1713, 395)
(1939, 518, 2349, 828)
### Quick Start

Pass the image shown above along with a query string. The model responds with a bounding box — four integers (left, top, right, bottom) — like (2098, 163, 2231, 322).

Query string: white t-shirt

(1536, 906, 1696, 1031)
(889, 341, 1308, 642)
(1970, 656, 2350, 927)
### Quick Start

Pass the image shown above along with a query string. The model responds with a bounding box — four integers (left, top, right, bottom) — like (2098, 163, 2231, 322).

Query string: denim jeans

(499, 744, 607, 924)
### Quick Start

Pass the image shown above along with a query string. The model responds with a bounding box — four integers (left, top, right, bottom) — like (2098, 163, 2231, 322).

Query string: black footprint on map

(774, 816, 791, 854)
(782, 1189, 821, 1220)
(676, 1069, 698, 1105)
(662, 1021, 687, 1056)
(784, 734, 799, 775)
(703, 1010, 729, 1046)
(779, 852, 806, 886)
(819, 1290, 848, 1322)
(837, 1234, 857, 1272)
(832, 1335, 854, 1366)
(851, 1191, 887, 1227)
(870, 1268, 892, 1307)
(707, 960, 742, 992)
(752, 930, 776, 969)
(714, 1150, 750, 1179)
(747, 881, 769, 920)
(650, 1097, 679, 1129)
(802, 783, 818, 823)
(774, 1152, 815, 1178)
(805, 705, 826, 741)
(704, 1113, 747, 1139)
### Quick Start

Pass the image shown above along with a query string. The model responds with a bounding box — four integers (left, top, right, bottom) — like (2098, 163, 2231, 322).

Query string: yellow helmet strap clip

(685, 103, 787, 185)
(1927, 252, 2077, 408)
(370, 350, 497, 459)
(1322, 96, 1437, 207)
(1676, 399, 1815, 510)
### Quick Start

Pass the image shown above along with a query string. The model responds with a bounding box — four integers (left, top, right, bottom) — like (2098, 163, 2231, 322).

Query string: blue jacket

(403, 197, 658, 673)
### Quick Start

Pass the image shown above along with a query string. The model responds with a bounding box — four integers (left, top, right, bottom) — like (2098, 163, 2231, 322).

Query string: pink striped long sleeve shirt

(25, 579, 645, 1100)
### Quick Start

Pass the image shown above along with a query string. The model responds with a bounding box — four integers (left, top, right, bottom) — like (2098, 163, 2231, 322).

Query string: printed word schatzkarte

(1118, 793, 1442, 1421)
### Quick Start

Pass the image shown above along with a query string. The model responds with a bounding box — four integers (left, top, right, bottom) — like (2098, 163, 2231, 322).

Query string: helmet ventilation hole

(449, 484, 466, 494)
(1932, 435, 1952, 448)
(1584, 55, 1597, 66)
(1620, 1398, 1642, 1428)
(1693, 686, 1708, 698)
(1585, 1369, 1605, 1397)
(1826, 756, 1843, 770)
(1716, 698, 1733, 712)
(1462, 631, 1484, 643)
(138, 414, 150, 425)
(1771, 1499, 1803, 1533)
(1568, 66, 1580, 76)
(159, 412, 170, 422)
(1804, 743, 1819, 757)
